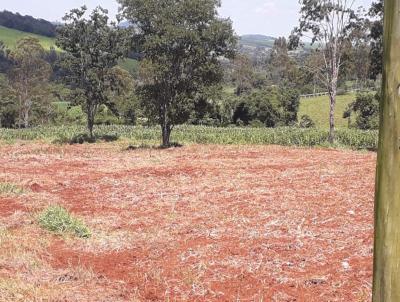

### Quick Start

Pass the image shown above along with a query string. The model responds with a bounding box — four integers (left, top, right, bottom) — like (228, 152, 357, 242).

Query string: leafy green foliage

(102, 66, 138, 125)
(299, 115, 316, 128)
(0, 41, 12, 73)
(0, 74, 17, 128)
(344, 93, 380, 130)
(0, 125, 378, 150)
(119, 0, 237, 146)
(367, 0, 383, 79)
(56, 6, 129, 138)
(233, 86, 300, 127)
(0, 10, 56, 37)
(231, 54, 257, 96)
(38, 205, 91, 238)
(267, 38, 295, 85)
(289, 0, 360, 143)
(8, 37, 52, 128)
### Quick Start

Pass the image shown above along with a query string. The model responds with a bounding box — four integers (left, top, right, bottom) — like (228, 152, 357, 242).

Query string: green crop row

(0, 125, 379, 150)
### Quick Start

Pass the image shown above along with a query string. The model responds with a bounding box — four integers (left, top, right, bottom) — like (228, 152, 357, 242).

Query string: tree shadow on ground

(126, 142, 183, 151)
(54, 133, 120, 145)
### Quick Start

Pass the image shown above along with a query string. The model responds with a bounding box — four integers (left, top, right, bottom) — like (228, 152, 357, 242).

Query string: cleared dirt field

(0, 143, 375, 301)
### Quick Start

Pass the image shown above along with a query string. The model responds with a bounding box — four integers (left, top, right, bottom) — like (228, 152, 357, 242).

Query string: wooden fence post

(373, 0, 400, 300)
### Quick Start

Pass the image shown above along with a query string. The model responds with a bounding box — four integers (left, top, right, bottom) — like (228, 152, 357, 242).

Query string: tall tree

(290, 0, 358, 143)
(8, 37, 51, 128)
(367, 0, 383, 80)
(0, 41, 12, 73)
(232, 54, 255, 96)
(267, 37, 294, 85)
(119, 0, 236, 146)
(373, 0, 400, 300)
(0, 74, 17, 128)
(56, 6, 128, 138)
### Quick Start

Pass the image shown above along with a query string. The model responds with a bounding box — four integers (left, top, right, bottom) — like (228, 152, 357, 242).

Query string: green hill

(0, 25, 56, 50)
(299, 94, 356, 129)
(240, 34, 276, 49)
(0, 25, 138, 73)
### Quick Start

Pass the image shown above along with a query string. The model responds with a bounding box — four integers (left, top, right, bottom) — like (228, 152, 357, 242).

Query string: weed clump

(38, 205, 91, 238)
(0, 182, 26, 195)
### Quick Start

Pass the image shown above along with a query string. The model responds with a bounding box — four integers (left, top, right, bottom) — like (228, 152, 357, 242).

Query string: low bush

(343, 93, 380, 130)
(299, 115, 316, 128)
(0, 182, 26, 195)
(37, 205, 91, 238)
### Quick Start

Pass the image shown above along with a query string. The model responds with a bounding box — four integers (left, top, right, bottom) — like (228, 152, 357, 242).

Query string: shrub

(343, 93, 380, 130)
(233, 86, 300, 127)
(249, 119, 265, 128)
(299, 115, 316, 128)
(38, 205, 91, 238)
(0, 182, 25, 195)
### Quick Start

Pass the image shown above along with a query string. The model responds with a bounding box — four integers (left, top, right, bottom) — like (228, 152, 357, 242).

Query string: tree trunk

(88, 119, 94, 140)
(23, 109, 29, 128)
(328, 61, 339, 144)
(160, 102, 171, 147)
(161, 123, 171, 147)
(373, 0, 400, 300)
(87, 103, 96, 140)
(328, 91, 336, 144)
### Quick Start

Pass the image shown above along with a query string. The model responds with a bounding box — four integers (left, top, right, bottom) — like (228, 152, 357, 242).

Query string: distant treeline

(0, 10, 56, 37)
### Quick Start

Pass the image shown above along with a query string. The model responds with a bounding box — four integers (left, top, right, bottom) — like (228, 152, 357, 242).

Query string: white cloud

(254, 0, 277, 15)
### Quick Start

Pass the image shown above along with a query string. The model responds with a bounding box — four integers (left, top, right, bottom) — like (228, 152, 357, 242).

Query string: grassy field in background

(0, 25, 138, 73)
(118, 58, 139, 74)
(299, 93, 356, 129)
(0, 25, 57, 50)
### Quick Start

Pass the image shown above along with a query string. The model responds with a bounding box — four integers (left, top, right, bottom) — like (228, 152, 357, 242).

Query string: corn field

(0, 125, 379, 150)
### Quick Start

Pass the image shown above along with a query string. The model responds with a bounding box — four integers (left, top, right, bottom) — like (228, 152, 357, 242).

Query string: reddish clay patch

(0, 198, 25, 217)
(30, 183, 44, 193)
(0, 144, 376, 301)
(50, 241, 144, 282)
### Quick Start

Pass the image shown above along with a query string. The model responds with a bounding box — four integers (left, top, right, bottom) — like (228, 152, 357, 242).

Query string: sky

(0, 0, 374, 37)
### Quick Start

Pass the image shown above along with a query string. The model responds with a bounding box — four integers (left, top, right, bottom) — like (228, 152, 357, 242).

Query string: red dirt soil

(0, 144, 376, 301)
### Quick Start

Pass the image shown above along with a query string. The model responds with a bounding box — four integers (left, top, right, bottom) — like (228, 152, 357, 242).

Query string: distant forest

(0, 10, 56, 37)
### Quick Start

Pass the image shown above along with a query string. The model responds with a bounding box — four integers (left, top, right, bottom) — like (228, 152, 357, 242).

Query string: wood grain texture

(373, 0, 400, 300)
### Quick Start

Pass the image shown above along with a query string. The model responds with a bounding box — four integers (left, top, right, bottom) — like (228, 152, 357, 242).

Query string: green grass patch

(118, 58, 139, 74)
(37, 205, 91, 238)
(299, 94, 356, 129)
(0, 26, 57, 50)
(0, 182, 26, 195)
(0, 26, 138, 70)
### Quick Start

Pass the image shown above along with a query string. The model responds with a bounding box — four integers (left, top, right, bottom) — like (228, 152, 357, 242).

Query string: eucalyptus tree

(290, 0, 359, 143)
(56, 6, 129, 138)
(118, 0, 237, 146)
(8, 37, 51, 128)
(367, 0, 383, 80)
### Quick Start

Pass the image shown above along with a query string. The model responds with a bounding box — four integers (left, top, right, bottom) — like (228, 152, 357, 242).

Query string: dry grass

(0, 182, 27, 196)
(0, 142, 375, 301)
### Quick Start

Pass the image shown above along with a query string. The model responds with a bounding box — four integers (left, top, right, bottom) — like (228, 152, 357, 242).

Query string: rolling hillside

(0, 25, 56, 49)
(299, 94, 356, 129)
(239, 34, 276, 49)
(0, 25, 138, 74)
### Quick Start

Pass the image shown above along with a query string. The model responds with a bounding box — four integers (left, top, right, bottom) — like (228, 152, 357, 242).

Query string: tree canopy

(56, 6, 129, 138)
(118, 0, 237, 146)
(290, 0, 359, 143)
(8, 37, 52, 128)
